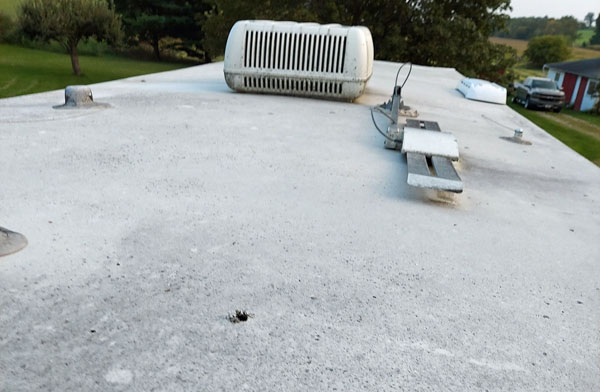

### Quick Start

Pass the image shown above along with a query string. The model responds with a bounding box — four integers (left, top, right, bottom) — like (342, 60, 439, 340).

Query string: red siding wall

(562, 73, 578, 103)
(574, 77, 588, 111)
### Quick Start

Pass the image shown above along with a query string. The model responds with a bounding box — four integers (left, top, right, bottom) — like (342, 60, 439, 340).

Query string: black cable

(373, 105, 395, 121)
(393, 62, 407, 87)
(401, 63, 412, 88)
(370, 107, 397, 142)
(394, 62, 413, 91)
(370, 62, 413, 143)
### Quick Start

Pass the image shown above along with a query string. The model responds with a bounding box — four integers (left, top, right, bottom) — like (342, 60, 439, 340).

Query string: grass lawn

(490, 36, 600, 60)
(563, 108, 600, 128)
(508, 102, 600, 166)
(490, 37, 529, 55)
(575, 28, 595, 46)
(0, 44, 190, 99)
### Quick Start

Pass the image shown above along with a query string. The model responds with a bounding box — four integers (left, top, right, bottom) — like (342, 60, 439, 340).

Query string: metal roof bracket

(402, 119, 463, 193)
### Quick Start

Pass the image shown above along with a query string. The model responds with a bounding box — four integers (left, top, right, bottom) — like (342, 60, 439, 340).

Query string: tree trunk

(152, 38, 161, 60)
(69, 42, 81, 76)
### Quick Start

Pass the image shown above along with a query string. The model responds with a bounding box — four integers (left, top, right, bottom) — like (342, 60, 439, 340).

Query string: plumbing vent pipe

(500, 127, 532, 145)
(514, 128, 523, 138)
(223, 20, 374, 101)
(53, 86, 109, 109)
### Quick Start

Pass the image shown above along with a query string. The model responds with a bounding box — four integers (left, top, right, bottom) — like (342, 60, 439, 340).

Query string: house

(544, 57, 600, 111)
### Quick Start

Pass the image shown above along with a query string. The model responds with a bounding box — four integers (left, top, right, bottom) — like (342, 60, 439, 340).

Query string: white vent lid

(456, 78, 507, 105)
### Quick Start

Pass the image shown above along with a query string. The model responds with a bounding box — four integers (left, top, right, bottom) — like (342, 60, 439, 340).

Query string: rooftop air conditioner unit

(224, 20, 374, 101)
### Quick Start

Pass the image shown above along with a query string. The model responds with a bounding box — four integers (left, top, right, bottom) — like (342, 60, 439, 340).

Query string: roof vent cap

(53, 86, 109, 109)
(457, 78, 506, 105)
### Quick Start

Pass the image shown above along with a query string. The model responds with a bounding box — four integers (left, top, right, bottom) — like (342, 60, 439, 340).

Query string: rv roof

(1, 61, 599, 390)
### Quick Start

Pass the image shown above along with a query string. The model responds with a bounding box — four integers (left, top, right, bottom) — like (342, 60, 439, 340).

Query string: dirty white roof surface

(1, 61, 599, 391)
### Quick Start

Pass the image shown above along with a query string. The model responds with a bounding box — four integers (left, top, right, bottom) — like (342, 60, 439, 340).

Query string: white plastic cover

(401, 128, 460, 160)
(456, 78, 507, 105)
(223, 20, 374, 101)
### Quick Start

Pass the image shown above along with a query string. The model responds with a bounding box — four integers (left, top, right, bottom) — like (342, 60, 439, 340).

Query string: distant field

(490, 37, 529, 55)
(0, 0, 19, 16)
(0, 44, 189, 98)
(490, 36, 600, 60)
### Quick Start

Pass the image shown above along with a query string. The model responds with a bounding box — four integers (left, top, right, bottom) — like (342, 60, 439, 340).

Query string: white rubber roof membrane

(0, 61, 598, 391)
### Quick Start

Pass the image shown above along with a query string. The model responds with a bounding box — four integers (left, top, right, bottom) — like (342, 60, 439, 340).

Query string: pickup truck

(512, 77, 565, 112)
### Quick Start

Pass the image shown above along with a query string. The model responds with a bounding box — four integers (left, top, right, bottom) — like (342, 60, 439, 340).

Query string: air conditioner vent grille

(243, 30, 347, 74)
(243, 76, 343, 96)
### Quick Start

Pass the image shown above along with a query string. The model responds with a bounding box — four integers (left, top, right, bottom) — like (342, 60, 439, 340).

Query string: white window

(587, 80, 598, 95)
(554, 72, 560, 81)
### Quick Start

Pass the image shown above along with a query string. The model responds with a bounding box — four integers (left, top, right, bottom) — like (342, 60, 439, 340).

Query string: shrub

(524, 35, 571, 68)
(591, 14, 600, 44)
(0, 12, 16, 42)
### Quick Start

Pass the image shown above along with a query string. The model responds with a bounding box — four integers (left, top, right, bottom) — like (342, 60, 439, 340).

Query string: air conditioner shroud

(224, 20, 374, 101)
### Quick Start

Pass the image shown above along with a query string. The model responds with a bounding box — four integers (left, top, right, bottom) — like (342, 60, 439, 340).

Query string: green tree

(584, 12, 594, 28)
(495, 17, 537, 39)
(114, 0, 210, 61)
(543, 16, 580, 42)
(385, 0, 516, 83)
(0, 12, 16, 42)
(524, 35, 571, 68)
(18, 0, 121, 75)
(591, 14, 600, 44)
(495, 16, 581, 41)
(201, 0, 260, 62)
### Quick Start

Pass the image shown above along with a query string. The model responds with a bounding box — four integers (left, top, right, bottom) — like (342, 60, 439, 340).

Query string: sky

(509, 0, 598, 20)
